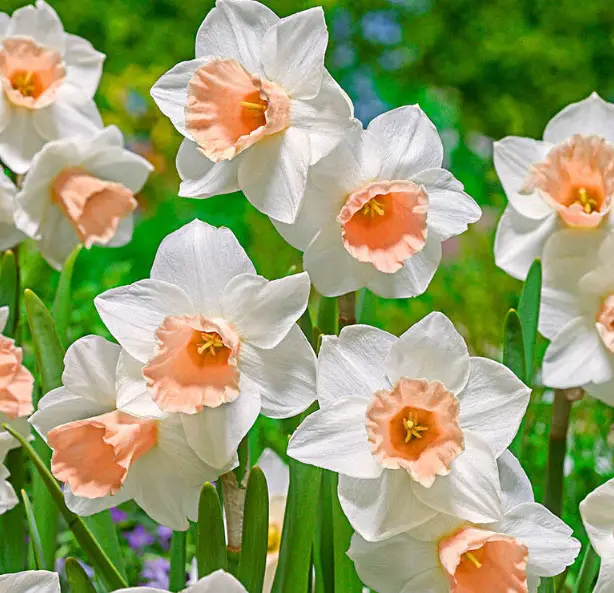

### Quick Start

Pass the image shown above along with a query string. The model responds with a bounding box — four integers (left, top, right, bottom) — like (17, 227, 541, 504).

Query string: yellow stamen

(361, 198, 385, 218)
(240, 101, 267, 112)
(196, 332, 225, 356)
(11, 71, 36, 97)
(403, 413, 428, 443)
(268, 522, 281, 553)
(465, 552, 483, 569)
(575, 187, 598, 214)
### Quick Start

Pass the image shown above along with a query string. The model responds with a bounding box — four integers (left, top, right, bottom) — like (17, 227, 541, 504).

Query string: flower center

(0, 334, 34, 420)
(597, 294, 614, 352)
(0, 37, 66, 109)
(523, 134, 614, 228)
(365, 377, 464, 488)
(185, 58, 290, 163)
(462, 551, 483, 570)
(268, 522, 282, 553)
(337, 180, 429, 274)
(143, 315, 241, 413)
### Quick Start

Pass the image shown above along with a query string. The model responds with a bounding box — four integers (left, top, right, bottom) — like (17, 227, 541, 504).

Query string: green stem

(573, 543, 600, 593)
(0, 448, 27, 571)
(544, 389, 575, 517)
(169, 531, 187, 592)
(337, 292, 356, 330)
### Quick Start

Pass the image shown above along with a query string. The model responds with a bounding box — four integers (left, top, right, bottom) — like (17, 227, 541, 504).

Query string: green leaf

(169, 531, 187, 592)
(317, 296, 338, 336)
(84, 511, 127, 581)
(21, 489, 45, 570)
(538, 577, 555, 593)
(573, 543, 600, 593)
(0, 448, 27, 572)
(234, 435, 249, 484)
(52, 244, 82, 344)
(24, 289, 65, 570)
(237, 467, 269, 593)
(271, 458, 322, 593)
(65, 558, 98, 593)
(502, 309, 526, 382)
(314, 471, 334, 593)
(518, 259, 542, 384)
(0, 250, 18, 338)
(197, 483, 227, 577)
(2, 423, 128, 591)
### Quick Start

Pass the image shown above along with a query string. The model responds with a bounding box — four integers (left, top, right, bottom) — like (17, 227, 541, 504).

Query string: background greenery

(4, 0, 614, 587)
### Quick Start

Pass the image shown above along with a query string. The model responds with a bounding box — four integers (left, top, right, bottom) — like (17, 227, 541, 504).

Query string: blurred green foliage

(4, 0, 614, 587)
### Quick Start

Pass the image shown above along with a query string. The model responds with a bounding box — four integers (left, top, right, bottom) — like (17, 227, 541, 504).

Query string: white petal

(105, 215, 134, 249)
(238, 127, 310, 224)
(494, 206, 558, 281)
(458, 357, 530, 457)
(33, 97, 103, 142)
(187, 570, 248, 593)
(0, 107, 45, 174)
(0, 222, 23, 251)
(150, 58, 202, 137)
(0, 14, 10, 37)
(540, 286, 584, 342)
(256, 448, 288, 498)
(287, 398, 382, 479)
(8, 1, 64, 50)
(63, 34, 105, 99)
(501, 502, 580, 576)
(411, 430, 503, 524)
(95, 279, 195, 363)
(594, 563, 614, 593)
(367, 105, 443, 179)
(580, 478, 614, 559)
(498, 450, 534, 512)
(240, 326, 316, 418)
(303, 223, 373, 297)
(195, 0, 279, 71)
(0, 307, 7, 333)
(543, 317, 614, 388)
(65, 484, 132, 517)
(410, 168, 481, 241)
(388, 311, 471, 395)
(348, 532, 440, 593)
(339, 469, 437, 542)
(261, 7, 327, 99)
(0, 475, 18, 514)
(182, 382, 261, 469)
(0, 570, 60, 593)
(35, 211, 77, 270)
(290, 72, 356, 165)
(366, 233, 442, 299)
(544, 92, 614, 144)
(400, 569, 449, 593)
(177, 139, 240, 198)
(584, 379, 614, 407)
(150, 220, 255, 316)
(317, 325, 396, 408)
(222, 272, 309, 348)
(493, 137, 553, 219)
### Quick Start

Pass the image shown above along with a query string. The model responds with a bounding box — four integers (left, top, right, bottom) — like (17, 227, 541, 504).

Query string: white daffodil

(539, 229, 614, 396)
(150, 0, 355, 224)
(0, 170, 24, 249)
(0, 431, 18, 514)
(348, 451, 580, 593)
(257, 448, 289, 593)
(0, 0, 105, 174)
(494, 92, 614, 280)
(121, 570, 247, 593)
(287, 312, 530, 541)
(29, 335, 225, 530)
(94, 219, 316, 471)
(14, 126, 153, 270)
(580, 478, 614, 593)
(0, 571, 60, 593)
(274, 106, 481, 298)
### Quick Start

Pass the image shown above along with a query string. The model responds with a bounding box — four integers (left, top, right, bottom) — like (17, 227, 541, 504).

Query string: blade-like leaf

(84, 512, 127, 581)
(21, 489, 45, 570)
(237, 467, 269, 593)
(169, 531, 187, 592)
(314, 471, 334, 593)
(317, 297, 338, 336)
(65, 558, 98, 593)
(52, 244, 82, 345)
(518, 259, 542, 384)
(0, 448, 27, 572)
(2, 423, 128, 590)
(503, 309, 526, 382)
(0, 250, 18, 337)
(197, 483, 227, 577)
(538, 577, 555, 593)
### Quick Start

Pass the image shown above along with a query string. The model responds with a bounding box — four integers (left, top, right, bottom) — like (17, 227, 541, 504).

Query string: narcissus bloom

(151, 0, 355, 224)
(275, 106, 481, 297)
(287, 312, 530, 541)
(14, 126, 153, 269)
(121, 570, 247, 593)
(0, 171, 23, 250)
(0, 0, 105, 174)
(94, 220, 316, 470)
(348, 452, 579, 593)
(29, 335, 224, 530)
(494, 92, 614, 280)
(0, 432, 18, 514)
(580, 478, 614, 593)
(0, 306, 34, 422)
(539, 230, 614, 395)
(0, 571, 60, 593)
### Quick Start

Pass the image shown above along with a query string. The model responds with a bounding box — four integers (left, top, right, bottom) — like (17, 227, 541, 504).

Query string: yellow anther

(268, 522, 282, 553)
(576, 187, 598, 214)
(361, 198, 385, 218)
(196, 332, 225, 356)
(240, 101, 267, 111)
(403, 413, 428, 443)
(12, 71, 35, 97)
(465, 552, 483, 569)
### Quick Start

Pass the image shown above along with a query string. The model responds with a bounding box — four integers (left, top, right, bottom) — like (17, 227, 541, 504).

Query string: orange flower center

(597, 294, 614, 353)
(0, 334, 34, 420)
